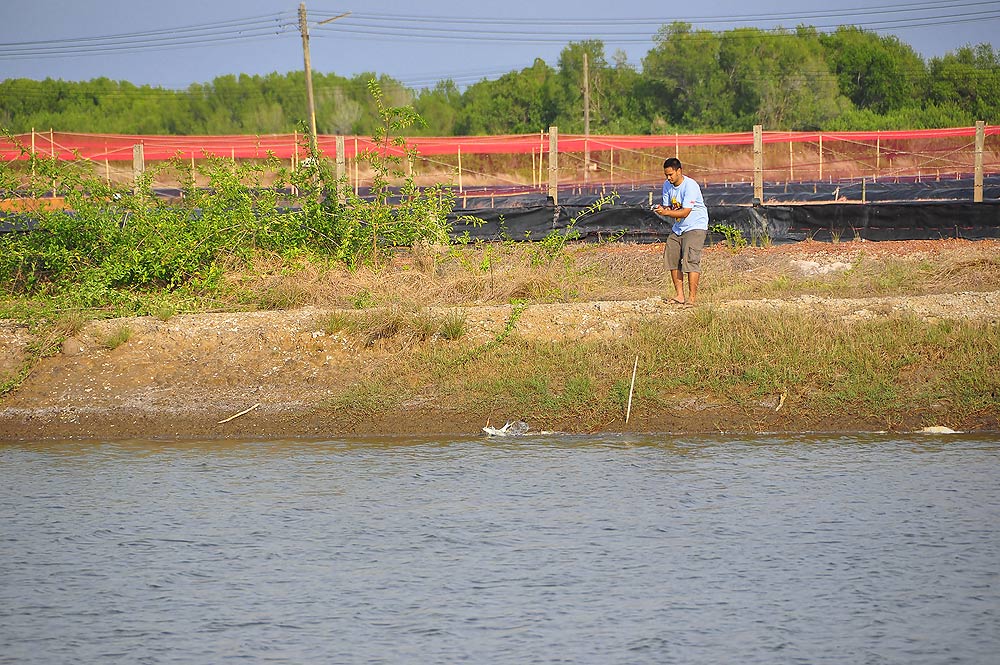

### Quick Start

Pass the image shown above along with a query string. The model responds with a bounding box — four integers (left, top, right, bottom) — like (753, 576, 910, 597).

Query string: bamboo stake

(217, 403, 260, 424)
(625, 355, 639, 425)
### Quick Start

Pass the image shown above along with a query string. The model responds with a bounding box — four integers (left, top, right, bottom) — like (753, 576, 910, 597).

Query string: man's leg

(680, 229, 707, 305)
(670, 269, 685, 303)
(664, 233, 686, 303)
(686, 271, 700, 304)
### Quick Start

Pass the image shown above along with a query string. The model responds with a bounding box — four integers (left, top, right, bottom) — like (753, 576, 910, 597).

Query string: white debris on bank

(483, 420, 529, 437)
(918, 425, 962, 434)
(791, 259, 853, 275)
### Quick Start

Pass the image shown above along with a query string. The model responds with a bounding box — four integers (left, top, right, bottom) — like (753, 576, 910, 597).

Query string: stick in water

(625, 355, 638, 424)
(218, 402, 260, 424)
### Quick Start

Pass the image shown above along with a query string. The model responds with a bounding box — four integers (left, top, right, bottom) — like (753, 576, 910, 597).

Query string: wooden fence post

(49, 128, 56, 196)
(132, 143, 144, 194)
(876, 132, 881, 178)
(548, 126, 559, 206)
(789, 140, 793, 182)
(975, 121, 985, 203)
(753, 125, 763, 203)
(819, 134, 823, 181)
(336, 135, 346, 204)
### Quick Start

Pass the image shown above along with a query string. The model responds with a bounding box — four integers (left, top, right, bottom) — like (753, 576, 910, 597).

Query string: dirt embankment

(2, 240, 999, 441)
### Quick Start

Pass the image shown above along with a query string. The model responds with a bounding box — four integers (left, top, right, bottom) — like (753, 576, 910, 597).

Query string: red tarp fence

(1, 126, 997, 163)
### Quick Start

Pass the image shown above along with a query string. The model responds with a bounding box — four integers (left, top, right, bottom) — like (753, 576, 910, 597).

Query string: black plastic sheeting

(5, 177, 999, 243)
(451, 197, 1000, 244)
(451, 174, 1000, 205)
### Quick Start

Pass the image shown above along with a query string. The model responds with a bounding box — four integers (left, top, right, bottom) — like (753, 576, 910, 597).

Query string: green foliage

(0, 82, 457, 309)
(438, 309, 467, 341)
(820, 27, 926, 114)
(710, 224, 748, 252)
(0, 28, 992, 134)
(533, 192, 620, 266)
(333, 79, 456, 266)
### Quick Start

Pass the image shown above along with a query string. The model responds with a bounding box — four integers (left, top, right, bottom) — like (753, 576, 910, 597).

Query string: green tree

(820, 26, 927, 113)
(928, 44, 1000, 121)
(456, 59, 564, 134)
(413, 80, 462, 135)
(717, 27, 850, 130)
(642, 22, 736, 131)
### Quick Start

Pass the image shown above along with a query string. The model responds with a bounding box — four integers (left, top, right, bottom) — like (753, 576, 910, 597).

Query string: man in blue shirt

(652, 157, 709, 306)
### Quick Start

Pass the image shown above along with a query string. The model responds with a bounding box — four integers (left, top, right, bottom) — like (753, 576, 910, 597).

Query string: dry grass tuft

(220, 239, 1000, 312)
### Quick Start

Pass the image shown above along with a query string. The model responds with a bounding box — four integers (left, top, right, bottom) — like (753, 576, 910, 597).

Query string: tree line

(1, 24, 997, 137)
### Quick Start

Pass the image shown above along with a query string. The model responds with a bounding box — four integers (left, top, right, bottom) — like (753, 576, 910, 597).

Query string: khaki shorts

(664, 229, 707, 273)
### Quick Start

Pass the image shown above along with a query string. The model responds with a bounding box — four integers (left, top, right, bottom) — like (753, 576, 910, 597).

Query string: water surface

(2, 434, 998, 663)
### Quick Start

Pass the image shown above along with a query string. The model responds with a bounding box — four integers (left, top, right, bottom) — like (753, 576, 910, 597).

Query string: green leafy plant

(711, 223, 748, 251)
(330, 79, 457, 267)
(0, 84, 459, 311)
(533, 192, 620, 266)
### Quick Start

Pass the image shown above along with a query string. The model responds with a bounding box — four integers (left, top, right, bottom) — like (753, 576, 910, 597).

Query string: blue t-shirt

(662, 175, 709, 234)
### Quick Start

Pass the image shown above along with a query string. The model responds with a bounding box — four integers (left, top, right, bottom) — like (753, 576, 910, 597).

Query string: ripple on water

(1, 433, 998, 664)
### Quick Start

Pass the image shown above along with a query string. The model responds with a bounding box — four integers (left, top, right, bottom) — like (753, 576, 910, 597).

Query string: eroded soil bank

(2, 239, 998, 441)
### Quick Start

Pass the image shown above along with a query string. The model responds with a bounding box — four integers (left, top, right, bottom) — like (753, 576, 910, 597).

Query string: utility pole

(298, 3, 317, 156)
(583, 52, 590, 184)
(298, 4, 350, 156)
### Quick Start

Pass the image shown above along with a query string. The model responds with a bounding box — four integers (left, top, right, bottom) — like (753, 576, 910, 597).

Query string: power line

(313, 1, 999, 26)
(313, 9, 1000, 44)
(0, 14, 296, 58)
(3, 3, 997, 58)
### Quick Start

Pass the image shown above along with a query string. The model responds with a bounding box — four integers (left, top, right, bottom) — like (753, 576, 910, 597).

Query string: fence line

(2, 126, 997, 198)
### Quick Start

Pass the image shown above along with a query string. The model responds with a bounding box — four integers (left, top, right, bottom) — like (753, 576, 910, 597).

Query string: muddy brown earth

(2, 240, 999, 441)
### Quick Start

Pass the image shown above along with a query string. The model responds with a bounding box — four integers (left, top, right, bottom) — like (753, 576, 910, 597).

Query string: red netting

(2, 127, 997, 161)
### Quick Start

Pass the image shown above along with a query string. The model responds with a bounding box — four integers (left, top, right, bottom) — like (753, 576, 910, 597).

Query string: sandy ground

(2, 240, 998, 442)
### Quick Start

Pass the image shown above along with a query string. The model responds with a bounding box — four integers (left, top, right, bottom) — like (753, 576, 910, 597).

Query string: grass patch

(380, 308, 1000, 432)
(102, 324, 132, 350)
(319, 306, 466, 346)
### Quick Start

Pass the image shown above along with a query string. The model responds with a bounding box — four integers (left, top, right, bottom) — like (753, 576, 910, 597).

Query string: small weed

(322, 312, 356, 335)
(438, 309, 466, 340)
(257, 282, 310, 310)
(55, 310, 89, 337)
(103, 325, 132, 350)
(352, 290, 376, 309)
(711, 224, 748, 252)
(152, 301, 176, 321)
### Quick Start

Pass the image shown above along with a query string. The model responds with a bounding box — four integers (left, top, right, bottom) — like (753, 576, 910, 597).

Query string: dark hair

(663, 157, 682, 170)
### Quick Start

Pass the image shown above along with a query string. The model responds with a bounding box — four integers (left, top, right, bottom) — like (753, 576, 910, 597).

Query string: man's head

(663, 157, 684, 186)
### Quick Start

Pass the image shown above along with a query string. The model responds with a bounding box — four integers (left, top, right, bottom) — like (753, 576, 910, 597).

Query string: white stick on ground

(217, 402, 260, 424)
(625, 355, 638, 424)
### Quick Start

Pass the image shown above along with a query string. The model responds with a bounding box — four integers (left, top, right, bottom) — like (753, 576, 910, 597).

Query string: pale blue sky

(1, 0, 997, 90)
